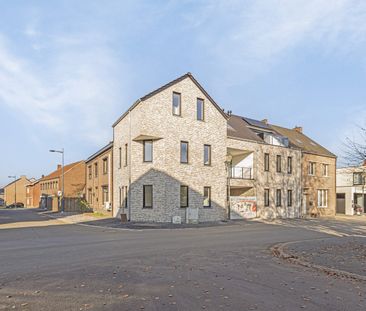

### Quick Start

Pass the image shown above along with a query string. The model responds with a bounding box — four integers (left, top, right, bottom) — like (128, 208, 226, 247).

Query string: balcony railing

(229, 166, 253, 179)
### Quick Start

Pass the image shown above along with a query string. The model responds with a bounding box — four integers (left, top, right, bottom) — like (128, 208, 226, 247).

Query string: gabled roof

(112, 72, 228, 127)
(86, 141, 113, 163)
(3, 176, 32, 189)
(270, 124, 336, 158)
(40, 161, 84, 182)
(227, 115, 265, 143)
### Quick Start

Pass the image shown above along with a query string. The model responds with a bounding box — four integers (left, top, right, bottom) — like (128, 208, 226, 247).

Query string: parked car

(6, 202, 24, 209)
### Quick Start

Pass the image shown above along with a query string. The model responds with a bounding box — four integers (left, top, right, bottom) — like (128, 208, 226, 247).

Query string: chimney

(57, 164, 62, 170)
(261, 119, 268, 125)
(294, 126, 303, 133)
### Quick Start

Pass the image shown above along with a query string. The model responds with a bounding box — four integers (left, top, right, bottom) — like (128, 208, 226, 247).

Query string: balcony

(229, 166, 253, 179)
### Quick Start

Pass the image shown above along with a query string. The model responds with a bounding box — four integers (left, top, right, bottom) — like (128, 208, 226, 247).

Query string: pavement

(0, 208, 366, 311)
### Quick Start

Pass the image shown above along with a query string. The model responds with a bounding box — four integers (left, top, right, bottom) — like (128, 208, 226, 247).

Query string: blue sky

(1, 0, 366, 186)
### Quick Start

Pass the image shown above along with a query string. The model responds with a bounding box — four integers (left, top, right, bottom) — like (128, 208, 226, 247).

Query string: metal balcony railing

(229, 166, 253, 179)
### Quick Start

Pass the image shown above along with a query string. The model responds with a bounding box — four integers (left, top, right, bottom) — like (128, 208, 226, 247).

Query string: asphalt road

(0, 209, 365, 311)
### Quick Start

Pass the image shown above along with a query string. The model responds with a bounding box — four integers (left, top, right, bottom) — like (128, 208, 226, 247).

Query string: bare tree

(343, 126, 366, 167)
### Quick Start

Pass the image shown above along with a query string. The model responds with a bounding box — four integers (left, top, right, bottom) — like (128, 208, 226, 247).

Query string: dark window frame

(287, 189, 292, 207)
(264, 153, 270, 171)
(264, 188, 270, 207)
(124, 143, 128, 167)
(180, 185, 189, 208)
(353, 172, 363, 185)
(143, 140, 153, 163)
(204, 144, 211, 166)
(172, 92, 181, 116)
(276, 189, 282, 207)
(143, 185, 153, 208)
(102, 157, 108, 175)
(180, 141, 189, 164)
(197, 98, 204, 121)
(276, 155, 282, 173)
(203, 186, 211, 208)
(118, 147, 122, 169)
(94, 162, 98, 178)
(88, 165, 92, 180)
(287, 156, 292, 174)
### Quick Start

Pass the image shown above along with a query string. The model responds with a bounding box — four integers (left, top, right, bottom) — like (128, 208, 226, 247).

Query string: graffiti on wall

(230, 196, 257, 219)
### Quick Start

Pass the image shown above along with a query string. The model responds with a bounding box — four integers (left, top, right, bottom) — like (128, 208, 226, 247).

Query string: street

(0, 209, 365, 311)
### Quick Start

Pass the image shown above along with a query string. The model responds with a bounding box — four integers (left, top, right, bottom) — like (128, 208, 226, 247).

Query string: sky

(1, 0, 366, 187)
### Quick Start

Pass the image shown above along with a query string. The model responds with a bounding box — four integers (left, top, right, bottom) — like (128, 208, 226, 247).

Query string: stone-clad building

(112, 73, 336, 222)
(85, 142, 113, 214)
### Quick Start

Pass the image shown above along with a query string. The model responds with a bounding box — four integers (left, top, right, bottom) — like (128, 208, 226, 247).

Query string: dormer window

(172, 92, 181, 116)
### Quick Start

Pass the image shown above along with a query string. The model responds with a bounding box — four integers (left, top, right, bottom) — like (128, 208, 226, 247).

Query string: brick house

(25, 179, 41, 208)
(0, 188, 4, 206)
(271, 125, 337, 217)
(85, 142, 113, 214)
(39, 161, 86, 209)
(3, 175, 33, 206)
(113, 73, 228, 223)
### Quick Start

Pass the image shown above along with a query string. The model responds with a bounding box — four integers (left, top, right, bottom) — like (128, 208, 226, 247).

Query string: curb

(271, 239, 366, 282)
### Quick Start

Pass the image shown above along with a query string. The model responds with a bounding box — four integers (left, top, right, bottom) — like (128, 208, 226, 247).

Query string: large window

(119, 186, 128, 208)
(172, 92, 181, 116)
(287, 157, 292, 174)
(353, 172, 364, 185)
(287, 189, 292, 207)
(308, 162, 316, 175)
(94, 163, 98, 178)
(322, 164, 329, 177)
(204, 144, 211, 166)
(143, 140, 153, 162)
(180, 141, 189, 163)
(264, 153, 269, 172)
(103, 158, 108, 174)
(264, 189, 270, 207)
(276, 155, 282, 173)
(180, 185, 189, 207)
(203, 186, 211, 207)
(143, 185, 153, 208)
(102, 186, 108, 204)
(197, 98, 204, 121)
(317, 189, 328, 207)
(276, 189, 282, 207)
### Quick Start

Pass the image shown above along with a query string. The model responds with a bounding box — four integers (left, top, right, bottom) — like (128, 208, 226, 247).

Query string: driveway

(0, 209, 365, 310)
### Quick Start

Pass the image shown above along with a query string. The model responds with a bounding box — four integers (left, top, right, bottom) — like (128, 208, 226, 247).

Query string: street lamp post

(8, 175, 16, 206)
(49, 148, 64, 213)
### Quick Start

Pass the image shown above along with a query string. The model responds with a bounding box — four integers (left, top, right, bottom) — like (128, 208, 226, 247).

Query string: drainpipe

(128, 110, 132, 221)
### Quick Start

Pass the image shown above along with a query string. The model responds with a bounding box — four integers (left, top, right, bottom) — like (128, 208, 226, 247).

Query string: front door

(336, 193, 346, 214)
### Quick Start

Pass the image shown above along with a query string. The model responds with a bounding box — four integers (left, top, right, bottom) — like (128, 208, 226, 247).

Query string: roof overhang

(132, 134, 162, 142)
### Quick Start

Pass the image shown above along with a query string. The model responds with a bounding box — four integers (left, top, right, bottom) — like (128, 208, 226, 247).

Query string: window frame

(102, 185, 108, 204)
(287, 156, 292, 174)
(118, 147, 122, 169)
(197, 98, 204, 121)
(276, 189, 282, 207)
(94, 162, 98, 178)
(264, 188, 270, 207)
(203, 186, 211, 208)
(264, 153, 270, 172)
(180, 185, 189, 208)
(317, 189, 328, 208)
(124, 143, 128, 167)
(172, 92, 181, 116)
(88, 165, 92, 180)
(102, 157, 108, 175)
(353, 172, 363, 185)
(204, 144, 211, 166)
(143, 185, 153, 208)
(180, 141, 189, 164)
(143, 140, 153, 163)
(308, 162, 316, 175)
(287, 189, 292, 207)
(322, 163, 329, 177)
(276, 155, 282, 173)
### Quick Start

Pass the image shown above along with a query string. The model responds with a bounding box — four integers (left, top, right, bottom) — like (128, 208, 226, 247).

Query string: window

(180, 141, 189, 163)
(322, 164, 329, 177)
(118, 147, 122, 169)
(88, 188, 93, 204)
(180, 185, 189, 207)
(317, 189, 328, 208)
(103, 158, 108, 174)
(308, 162, 316, 175)
(276, 155, 282, 173)
(143, 185, 153, 208)
(197, 98, 204, 121)
(204, 144, 211, 165)
(276, 189, 282, 207)
(88, 166, 92, 179)
(203, 187, 211, 207)
(353, 172, 363, 185)
(287, 157, 292, 174)
(124, 144, 128, 167)
(143, 140, 153, 162)
(264, 189, 270, 207)
(102, 186, 108, 204)
(287, 190, 292, 207)
(120, 186, 128, 208)
(264, 153, 269, 172)
(94, 163, 98, 178)
(124, 186, 128, 208)
(172, 92, 181, 116)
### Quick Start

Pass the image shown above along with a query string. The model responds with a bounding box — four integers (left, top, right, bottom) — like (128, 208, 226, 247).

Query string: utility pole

(49, 148, 65, 213)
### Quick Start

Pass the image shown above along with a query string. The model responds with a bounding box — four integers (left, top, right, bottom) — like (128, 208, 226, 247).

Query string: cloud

(0, 31, 124, 145)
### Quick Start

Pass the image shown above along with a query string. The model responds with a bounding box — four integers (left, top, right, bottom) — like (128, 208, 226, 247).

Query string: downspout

(128, 110, 132, 221)
(108, 153, 111, 211)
